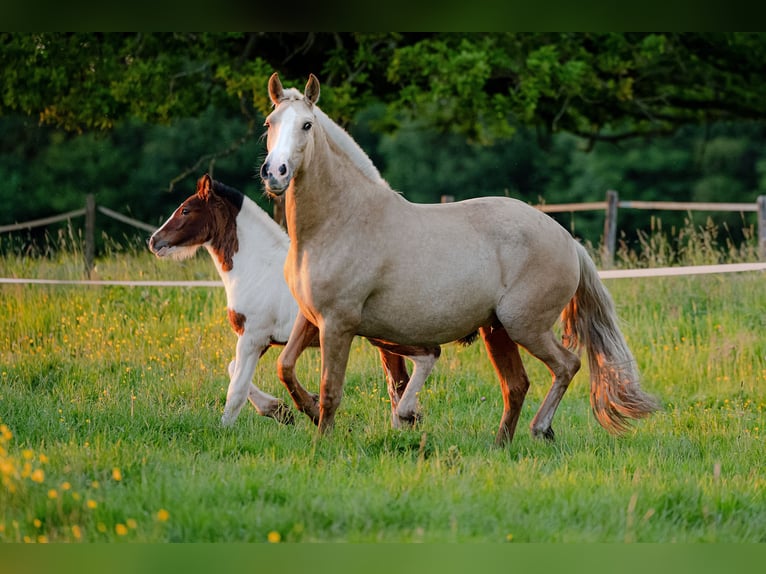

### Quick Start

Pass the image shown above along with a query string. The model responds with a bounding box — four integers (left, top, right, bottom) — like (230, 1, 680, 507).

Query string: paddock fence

(1, 191, 765, 283)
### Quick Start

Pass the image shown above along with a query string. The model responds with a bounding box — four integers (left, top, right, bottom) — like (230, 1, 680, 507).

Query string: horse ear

(305, 74, 320, 105)
(197, 174, 213, 200)
(268, 72, 284, 106)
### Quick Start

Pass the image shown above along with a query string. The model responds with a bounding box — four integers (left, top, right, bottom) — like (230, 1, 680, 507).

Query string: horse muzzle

(260, 160, 292, 196)
(148, 235, 169, 257)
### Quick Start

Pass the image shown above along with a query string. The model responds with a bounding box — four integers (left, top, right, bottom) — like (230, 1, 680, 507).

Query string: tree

(3, 33, 766, 144)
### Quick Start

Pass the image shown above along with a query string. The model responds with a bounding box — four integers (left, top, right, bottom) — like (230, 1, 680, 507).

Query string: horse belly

(357, 267, 497, 346)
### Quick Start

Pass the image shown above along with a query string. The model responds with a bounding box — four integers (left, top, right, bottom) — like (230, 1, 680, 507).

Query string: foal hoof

(268, 401, 295, 425)
(531, 426, 556, 441)
(393, 411, 422, 429)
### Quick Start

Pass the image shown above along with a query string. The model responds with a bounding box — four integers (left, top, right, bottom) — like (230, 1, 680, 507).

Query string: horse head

(148, 174, 218, 260)
(260, 73, 320, 196)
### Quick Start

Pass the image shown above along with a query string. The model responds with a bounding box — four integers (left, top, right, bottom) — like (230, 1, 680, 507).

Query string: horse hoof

(531, 426, 555, 441)
(221, 414, 236, 427)
(269, 401, 295, 425)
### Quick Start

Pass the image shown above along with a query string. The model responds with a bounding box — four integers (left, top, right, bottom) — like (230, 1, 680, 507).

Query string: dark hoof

(269, 401, 295, 425)
(532, 426, 556, 441)
(399, 411, 422, 427)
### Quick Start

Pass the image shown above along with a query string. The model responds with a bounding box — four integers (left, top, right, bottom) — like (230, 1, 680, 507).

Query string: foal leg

(392, 352, 438, 428)
(479, 324, 531, 446)
(224, 352, 295, 425)
(277, 313, 321, 424)
(221, 334, 283, 426)
(370, 340, 440, 428)
(376, 348, 410, 425)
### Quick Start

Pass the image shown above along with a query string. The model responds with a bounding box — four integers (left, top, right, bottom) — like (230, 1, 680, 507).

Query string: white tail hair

(562, 242, 660, 433)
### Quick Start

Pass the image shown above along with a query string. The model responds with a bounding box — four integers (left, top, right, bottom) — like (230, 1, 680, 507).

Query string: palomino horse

(149, 174, 441, 428)
(261, 73, 659, 445)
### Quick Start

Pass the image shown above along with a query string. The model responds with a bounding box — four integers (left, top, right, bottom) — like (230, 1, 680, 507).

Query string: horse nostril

(278, 164, 287, 176)
(260, 162, 269, 179)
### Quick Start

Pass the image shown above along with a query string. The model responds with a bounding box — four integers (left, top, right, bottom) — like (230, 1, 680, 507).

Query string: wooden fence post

(440, 195, 454, 203)
(602, 190, 619, 267)
(84, 194, 95, 278)
(758, 195, 766, 261)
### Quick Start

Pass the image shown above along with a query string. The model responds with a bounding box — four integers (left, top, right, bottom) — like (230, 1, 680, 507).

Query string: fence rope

(1, 262, 764, 288)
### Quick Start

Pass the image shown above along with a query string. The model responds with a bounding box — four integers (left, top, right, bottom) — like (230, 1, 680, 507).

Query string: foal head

(149, 174, 242, 271)
(260, 72, 321, 196)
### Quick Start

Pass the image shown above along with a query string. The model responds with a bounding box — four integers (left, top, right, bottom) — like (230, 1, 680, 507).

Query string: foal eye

(181, 208, 190, 216)
(302, 122, 312, 131)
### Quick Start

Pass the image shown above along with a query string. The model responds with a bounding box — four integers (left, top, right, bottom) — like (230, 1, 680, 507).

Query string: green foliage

(2, 33, 765, 253)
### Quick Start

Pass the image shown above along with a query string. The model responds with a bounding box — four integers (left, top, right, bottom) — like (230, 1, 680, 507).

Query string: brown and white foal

(149, 174, 440, 428)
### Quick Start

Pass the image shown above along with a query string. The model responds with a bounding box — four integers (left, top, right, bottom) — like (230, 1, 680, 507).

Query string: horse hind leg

(479, 324, 531, 446)
(514, 329, 581, 440)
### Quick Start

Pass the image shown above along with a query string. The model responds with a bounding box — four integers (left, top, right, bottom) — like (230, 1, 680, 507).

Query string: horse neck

(313, 106, 385, 186)
(285, 119, 390, 240)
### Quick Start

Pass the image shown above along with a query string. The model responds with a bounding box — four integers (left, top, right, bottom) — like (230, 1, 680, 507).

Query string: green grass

(1, 228, 764, 543)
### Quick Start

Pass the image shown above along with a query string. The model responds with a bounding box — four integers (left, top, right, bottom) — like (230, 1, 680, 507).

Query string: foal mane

(210, 179, 245, 211)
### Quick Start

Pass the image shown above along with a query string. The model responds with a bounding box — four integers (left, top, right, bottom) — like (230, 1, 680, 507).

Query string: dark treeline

(1, 33, 765, 254)
(1, 110, 763, 254)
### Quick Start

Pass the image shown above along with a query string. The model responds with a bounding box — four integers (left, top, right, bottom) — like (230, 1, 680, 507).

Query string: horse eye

(302, 122, 312, 131)
(181, 208, 190, 216)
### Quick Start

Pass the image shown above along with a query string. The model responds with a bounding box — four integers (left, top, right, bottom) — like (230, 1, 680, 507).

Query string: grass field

(1, 229, 764, 543)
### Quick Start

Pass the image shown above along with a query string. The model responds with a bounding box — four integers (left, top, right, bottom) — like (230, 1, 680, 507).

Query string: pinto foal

(149, 174, 440, 427)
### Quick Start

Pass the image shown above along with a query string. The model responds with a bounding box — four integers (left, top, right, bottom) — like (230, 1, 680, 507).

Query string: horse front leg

(317, 324, 355, 434)
(277, 312, 321, 424)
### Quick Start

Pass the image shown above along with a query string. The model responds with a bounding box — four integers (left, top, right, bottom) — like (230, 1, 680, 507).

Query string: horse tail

(561, 242, 660, 434)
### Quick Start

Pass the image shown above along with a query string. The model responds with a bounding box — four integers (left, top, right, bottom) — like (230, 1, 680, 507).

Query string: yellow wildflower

(112, 468, 122, 481)
(47, 489, 58, 499)
(156, 509, 170, 522)
(86, 499, 98, 509)
(71, 525, 82, 540)
(115, 524, 128, 536)
(267, 531, 281, 543)
(126, 518, 137, 529)
(30, 469, 44, 483)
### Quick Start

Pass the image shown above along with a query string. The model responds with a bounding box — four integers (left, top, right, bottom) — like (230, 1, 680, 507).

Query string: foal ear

(268, 72, 284, 106)
(197, 174, 213, 200)
(305, 74, 320, 105)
